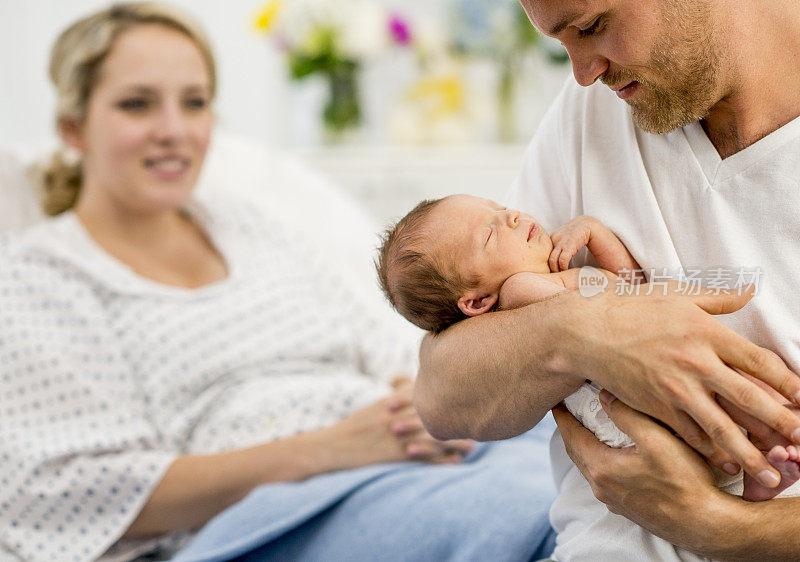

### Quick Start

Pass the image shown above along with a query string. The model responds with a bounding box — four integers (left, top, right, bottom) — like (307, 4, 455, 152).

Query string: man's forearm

(415, 291, 585, 441)
(686, 494, 800, 561)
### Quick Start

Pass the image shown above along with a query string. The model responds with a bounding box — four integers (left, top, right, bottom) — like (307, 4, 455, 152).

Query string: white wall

(0, 0, 448, 147)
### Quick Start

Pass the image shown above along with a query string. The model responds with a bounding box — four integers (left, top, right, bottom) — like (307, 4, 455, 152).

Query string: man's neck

(701, 1, 800, 159)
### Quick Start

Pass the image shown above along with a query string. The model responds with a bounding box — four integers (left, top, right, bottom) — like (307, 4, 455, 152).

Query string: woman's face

(68, 24, 213, 214)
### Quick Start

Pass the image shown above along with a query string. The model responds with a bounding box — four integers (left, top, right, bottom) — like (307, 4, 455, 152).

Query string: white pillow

(0, 148, 47, 233)
(197, 132, 385, 295)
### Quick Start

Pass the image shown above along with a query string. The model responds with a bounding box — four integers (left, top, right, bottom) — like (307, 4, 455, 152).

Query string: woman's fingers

(442, 439, 475, 454)
(401, 425, 474, 461)
(391, 413, 425, 436)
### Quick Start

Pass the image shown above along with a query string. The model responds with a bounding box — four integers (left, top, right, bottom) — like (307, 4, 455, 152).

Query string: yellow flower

(408, 76, 464, 118)
(253, 1, 282, 33)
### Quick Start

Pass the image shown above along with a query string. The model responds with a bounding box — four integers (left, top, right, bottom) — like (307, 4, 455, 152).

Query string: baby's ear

(457, 292, 498, 317)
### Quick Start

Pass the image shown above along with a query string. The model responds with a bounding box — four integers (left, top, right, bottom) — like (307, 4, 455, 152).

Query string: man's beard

(603, 3, 720, 135)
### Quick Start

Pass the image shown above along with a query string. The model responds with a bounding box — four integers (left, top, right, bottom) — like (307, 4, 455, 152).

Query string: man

(415, 0, 800, 559)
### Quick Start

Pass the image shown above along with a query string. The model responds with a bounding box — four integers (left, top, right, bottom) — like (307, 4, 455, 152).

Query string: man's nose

(566, 47, 609, 87)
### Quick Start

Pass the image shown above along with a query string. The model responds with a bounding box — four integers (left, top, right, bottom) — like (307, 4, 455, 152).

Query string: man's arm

(416, 286, 800, 485)
(554, 396, 800, 561)
(416, 291, 584, 441)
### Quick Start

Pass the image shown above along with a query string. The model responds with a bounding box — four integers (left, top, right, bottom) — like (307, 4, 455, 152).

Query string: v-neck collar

(682, 114, 800, 187)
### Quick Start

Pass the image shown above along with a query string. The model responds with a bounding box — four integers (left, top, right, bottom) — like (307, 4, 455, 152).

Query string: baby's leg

(742, 445, 800, 501)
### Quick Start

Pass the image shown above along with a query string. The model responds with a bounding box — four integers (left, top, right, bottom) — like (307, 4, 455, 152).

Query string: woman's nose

(566, 46, 609, 87)
(152, 102, 188, 142)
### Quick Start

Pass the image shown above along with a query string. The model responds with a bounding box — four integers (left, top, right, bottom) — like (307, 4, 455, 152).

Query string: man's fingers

(601, 393, 743, 476)
(685, 285, 753, 315)
(682, 394, 781, 488)
(717, 394, 781, 449)
(553, 403, 615, 473)
(598, 392, 672, 445)
(668, 409, 739, 473)
(714, 333, 800, 408)
(708, 363, 800, 446)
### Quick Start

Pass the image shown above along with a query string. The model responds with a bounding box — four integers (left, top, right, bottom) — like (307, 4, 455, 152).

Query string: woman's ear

(457, 292, 499, 317)
(59, 118, 85, 153)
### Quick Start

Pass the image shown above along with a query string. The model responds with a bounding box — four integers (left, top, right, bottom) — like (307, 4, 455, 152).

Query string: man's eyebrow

(548, 11, 583, 36)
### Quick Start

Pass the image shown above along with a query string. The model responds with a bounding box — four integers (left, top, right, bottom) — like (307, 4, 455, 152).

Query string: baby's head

(377, 194, 553, 332)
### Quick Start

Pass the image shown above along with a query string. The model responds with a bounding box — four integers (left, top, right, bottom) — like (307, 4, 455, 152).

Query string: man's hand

(570, 285, 800, 487)
(552, 397, 742, 557)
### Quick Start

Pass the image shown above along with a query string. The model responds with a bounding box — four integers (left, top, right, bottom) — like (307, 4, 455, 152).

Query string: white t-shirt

(505, 78, 800, 562)
(0, 192, 420, 562)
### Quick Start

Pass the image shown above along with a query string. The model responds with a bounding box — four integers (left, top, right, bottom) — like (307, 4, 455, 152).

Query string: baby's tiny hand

(549, 215, 598, 272)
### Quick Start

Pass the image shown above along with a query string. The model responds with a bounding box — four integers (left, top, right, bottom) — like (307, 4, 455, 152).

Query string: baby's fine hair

(376, 197, 477, 333)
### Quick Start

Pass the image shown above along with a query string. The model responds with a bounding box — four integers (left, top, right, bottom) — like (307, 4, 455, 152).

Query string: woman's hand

(552, 395, 741, 557)
(314, 377, 474, 473)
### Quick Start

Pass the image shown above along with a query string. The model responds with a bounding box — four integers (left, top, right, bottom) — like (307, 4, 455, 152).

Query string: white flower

(270, 0, 392, 60)
(338, 0, 390, 60)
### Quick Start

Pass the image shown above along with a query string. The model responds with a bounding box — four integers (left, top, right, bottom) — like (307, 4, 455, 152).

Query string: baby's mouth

(527, 223, 539, 242)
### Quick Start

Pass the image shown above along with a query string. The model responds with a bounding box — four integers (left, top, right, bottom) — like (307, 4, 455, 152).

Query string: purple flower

(388, 14, 412, 45)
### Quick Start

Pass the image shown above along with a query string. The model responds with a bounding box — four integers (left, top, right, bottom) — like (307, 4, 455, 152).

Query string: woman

(0, 4, 556, 561)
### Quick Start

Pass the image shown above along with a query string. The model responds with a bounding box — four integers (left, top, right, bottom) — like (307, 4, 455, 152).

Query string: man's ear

(59, 118, 85, 153)
(457, 291, 498, 317)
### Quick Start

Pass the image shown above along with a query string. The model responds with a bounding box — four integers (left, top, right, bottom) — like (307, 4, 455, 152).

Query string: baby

(377, 193, 800, 501)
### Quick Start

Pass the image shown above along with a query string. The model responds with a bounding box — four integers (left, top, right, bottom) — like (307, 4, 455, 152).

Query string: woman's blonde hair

(42, 2, 217, 216)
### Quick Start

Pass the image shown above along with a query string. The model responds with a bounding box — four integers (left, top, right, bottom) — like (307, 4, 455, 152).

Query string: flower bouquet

(255, 0, 412, 139)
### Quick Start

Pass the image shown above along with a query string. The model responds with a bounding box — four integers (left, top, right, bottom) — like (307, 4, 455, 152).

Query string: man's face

(521, 0, 724, 134)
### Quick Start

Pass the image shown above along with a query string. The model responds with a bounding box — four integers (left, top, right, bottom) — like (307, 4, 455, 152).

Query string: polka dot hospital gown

(0, 193, 420, 561)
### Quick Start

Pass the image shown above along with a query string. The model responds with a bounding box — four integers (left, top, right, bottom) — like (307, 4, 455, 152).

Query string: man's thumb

(689, 284, 754, 315)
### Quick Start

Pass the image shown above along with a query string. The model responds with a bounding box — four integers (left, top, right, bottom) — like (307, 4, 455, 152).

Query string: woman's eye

(185, 97, 208, 110)
(578, 17, 602, 38)
(485, 229, 492, 246)
(117, 98, 148, 111)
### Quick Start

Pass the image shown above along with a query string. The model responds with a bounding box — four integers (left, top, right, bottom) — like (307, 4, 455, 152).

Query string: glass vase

(323, 60, 361, 142)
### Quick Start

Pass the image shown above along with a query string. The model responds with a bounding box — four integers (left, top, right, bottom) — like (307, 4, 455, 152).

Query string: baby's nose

(506, 210, 520, 227)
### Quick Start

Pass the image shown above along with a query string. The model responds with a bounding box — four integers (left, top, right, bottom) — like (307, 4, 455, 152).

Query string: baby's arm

(549, 215, 644, 282)
(498, 272, 568, 310)
(498, 268, 623, 309)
